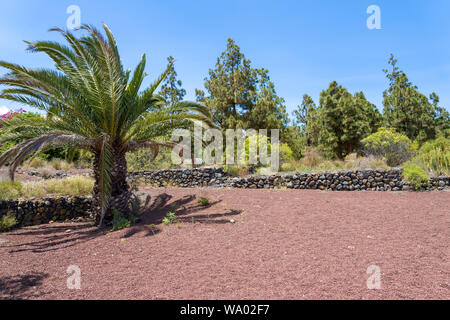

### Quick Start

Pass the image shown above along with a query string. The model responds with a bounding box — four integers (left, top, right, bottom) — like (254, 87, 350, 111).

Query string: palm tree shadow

(0, 272, 49, 300)
(5, 192, 243, 251)
(123, 192, 242, 238)
(6, 223, 102, 254)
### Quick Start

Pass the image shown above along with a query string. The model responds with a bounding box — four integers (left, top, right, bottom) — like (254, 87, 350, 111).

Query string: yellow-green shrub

(0, 180, 23, 200)
(44, 175, 94, 196)
(0, 213, 18, 232)
(362, 127, 414, 166)
(402, 163, 429, 190)
(416, 137, 450, 176)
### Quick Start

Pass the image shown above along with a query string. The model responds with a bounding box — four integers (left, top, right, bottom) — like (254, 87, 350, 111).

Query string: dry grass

(0, 175, 94, 200)
(25, 158, 77, 171)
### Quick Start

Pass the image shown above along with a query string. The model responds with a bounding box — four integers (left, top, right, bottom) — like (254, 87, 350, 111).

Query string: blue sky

(0, 0, 449, 119)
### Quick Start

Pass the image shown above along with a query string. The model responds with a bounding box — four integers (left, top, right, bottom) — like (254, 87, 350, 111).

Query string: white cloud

(0, 106, 10, 115)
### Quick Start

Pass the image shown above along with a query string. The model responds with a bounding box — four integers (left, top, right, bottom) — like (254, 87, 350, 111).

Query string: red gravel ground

(0, 188, 449, 300)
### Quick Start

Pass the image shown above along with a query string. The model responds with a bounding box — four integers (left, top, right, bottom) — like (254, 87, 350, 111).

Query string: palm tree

(0, 24, 215, 227)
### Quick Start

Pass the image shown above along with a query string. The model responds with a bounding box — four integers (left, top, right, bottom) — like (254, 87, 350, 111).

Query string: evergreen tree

(382, 54, 449, 143)
(196, 39, 288, 131)
(317, 81, 379, 159)
(292, 94, 320, 146)
(158, 56, 186, 105)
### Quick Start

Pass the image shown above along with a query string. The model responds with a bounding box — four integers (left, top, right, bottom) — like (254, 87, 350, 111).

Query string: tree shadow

(5, 191, 244, 251)
(0, 272, 49, 300)
(6, 223, 102, 254)
(123, 192, 242, 238)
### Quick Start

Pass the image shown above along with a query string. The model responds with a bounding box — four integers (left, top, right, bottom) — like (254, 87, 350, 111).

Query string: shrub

(362, 127, 413, 166)
(162, 211, 179, 225)
(280, 160, 298, 172)
(43, 175, 94, 196)
(0, 213, 18, 232)
(224, 165, 248, 177)
(198, 197, 210, 206)
(27, 157, 47, 168)
(302, 149, 324, 168)
(112, 210, 131, 231)
(402, 163, 429, 191)
(0, 180, 23, 200)
(21, 182, 46, 198)
(49, 159, 73, 171)
(126, 148, 178, 171)
(416, 137, 450, 176)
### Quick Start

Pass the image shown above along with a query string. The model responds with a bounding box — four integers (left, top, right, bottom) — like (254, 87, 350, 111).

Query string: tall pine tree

(382, 54, 449, 143)
(196, 39, 288, 131)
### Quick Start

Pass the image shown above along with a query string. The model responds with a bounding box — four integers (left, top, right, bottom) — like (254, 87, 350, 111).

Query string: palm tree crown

(0, 24, 215, 226)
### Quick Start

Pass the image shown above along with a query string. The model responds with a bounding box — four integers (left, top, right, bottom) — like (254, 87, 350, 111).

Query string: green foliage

(416, 137, 450, 176)
(162, 211, 179, 225)
(280, 126, 305, 160)
(197, 197, 210, 206)
(158, 56, 186, 105)
(292, 94, 321, 147)
(44, 175, 94, 196)
(402, 163, 429, 190)
(0, 176, 93, 200)
(224, 165, 248, 177)
(196, 38, 288, 131)
(383, 55, 449, 143)
(361, 127, 413, 166)
(316, 82, 381, 159)
(112, 210, 131, 231)
(241, 133, 292, 165)
(0, 24, 214, 227)
(0, 180, 23, 200)
(0, 213, 18, 232)
(126, 147, 179, 171)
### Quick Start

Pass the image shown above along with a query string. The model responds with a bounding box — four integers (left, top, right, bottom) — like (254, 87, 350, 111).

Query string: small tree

(361, 127, 415, 166)
(317, 81, 380, 159)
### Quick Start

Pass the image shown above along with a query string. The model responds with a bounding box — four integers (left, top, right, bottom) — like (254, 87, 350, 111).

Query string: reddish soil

(0, 188, 449, 300)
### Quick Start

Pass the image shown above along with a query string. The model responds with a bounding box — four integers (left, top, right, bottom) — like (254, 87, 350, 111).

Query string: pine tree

(196, 39, 288, 131)
(382, 54, 449, 143)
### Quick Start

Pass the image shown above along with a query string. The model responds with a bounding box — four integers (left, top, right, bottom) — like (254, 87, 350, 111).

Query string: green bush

(162, 211, 179, 225)
(126, 148, 178, 171)
(0, 180, 23, 200)
(362, 127, 414, 166)
(224, 165, 248, 177)
(198, 197, 210, 206)
(416, 137, 450, 176)
(44, 175, 94, 196)
(0, 213, 18, 232)
(112, 210, 131, 231)
(402, 163, 429, 191)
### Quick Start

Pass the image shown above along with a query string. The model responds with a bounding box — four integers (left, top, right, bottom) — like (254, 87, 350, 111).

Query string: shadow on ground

(0, 272, 49, 300)
(4, 192, 243, 252)
(5, 223, 102, 254)
(123, 192, 242, 238)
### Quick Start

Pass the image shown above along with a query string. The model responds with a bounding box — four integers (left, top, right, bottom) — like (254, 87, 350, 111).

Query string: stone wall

(129, 167, 449, 191)
(0, 196, 93, 229)
(1, 168, 448, 230)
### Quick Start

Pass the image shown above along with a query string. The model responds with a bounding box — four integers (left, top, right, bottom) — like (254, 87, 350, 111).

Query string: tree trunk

(93, 150, 131, 227)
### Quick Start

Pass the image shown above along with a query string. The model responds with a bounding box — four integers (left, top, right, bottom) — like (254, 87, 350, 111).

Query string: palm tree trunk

(93, 150, 131, 227)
